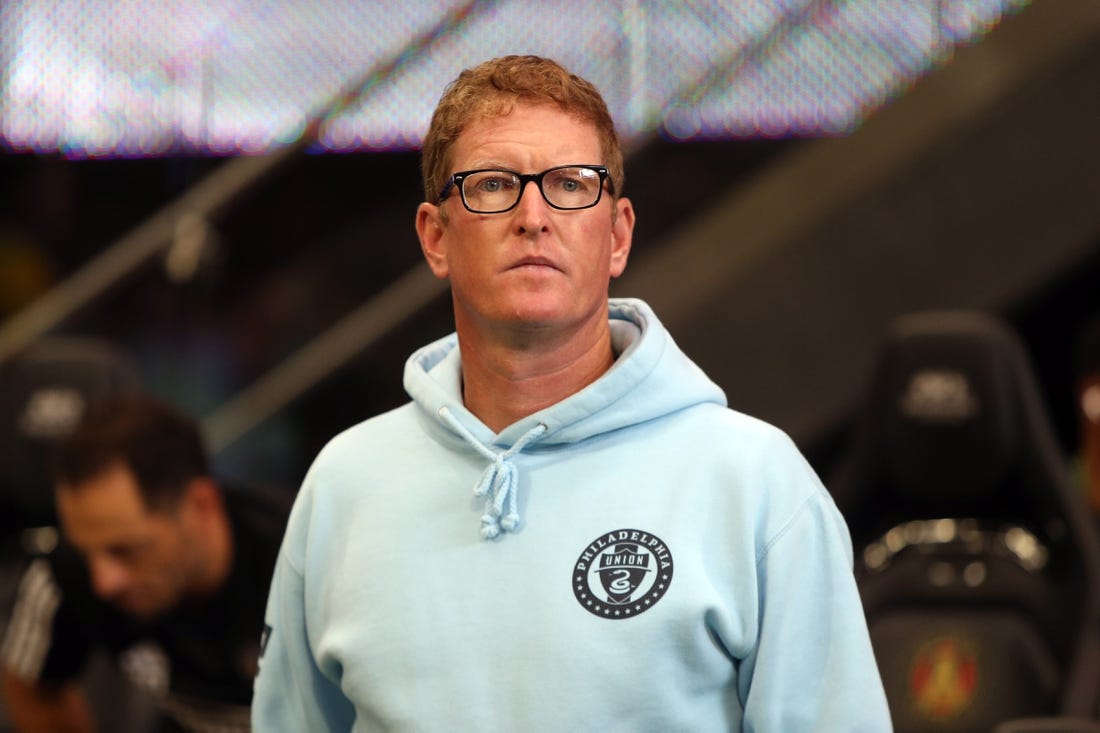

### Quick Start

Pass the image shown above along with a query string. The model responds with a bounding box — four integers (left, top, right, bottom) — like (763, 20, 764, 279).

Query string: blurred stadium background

(1, 0, 1098, 494)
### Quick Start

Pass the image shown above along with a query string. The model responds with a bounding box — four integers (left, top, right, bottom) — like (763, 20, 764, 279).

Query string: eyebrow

(460, 160, 517, 171)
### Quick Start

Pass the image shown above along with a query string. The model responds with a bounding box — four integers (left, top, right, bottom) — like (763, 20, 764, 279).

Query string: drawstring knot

(438, 407, 547, 539)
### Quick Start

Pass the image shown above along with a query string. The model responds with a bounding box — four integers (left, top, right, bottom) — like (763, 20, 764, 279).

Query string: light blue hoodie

(253, 298, 891, 732)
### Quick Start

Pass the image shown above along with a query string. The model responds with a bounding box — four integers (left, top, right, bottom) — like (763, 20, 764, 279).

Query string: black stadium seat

(829, 310, 1100, 733)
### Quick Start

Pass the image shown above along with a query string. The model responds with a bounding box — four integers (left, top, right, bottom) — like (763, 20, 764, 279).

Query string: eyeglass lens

(462, 166, 603, 212)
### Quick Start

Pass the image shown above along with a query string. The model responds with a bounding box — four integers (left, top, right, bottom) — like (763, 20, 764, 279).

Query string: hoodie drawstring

(438, 407, 548, 539)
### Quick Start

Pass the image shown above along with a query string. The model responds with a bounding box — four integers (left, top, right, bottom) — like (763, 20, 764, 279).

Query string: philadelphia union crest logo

(572, 529, 674, 619)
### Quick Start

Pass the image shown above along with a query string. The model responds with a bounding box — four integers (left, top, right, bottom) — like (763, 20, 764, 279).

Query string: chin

(502, 292, 580, 323)
(500, 311, 574, 335)
(460, 289, 597, 335)
(116, 597, 167, 620)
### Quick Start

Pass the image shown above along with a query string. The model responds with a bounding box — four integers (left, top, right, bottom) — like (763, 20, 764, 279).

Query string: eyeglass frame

(437, 164, 614, 214)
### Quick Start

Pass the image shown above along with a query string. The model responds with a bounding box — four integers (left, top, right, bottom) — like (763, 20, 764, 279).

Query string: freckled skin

(415, 102, 636, 431)
(416, 102, 633, 349)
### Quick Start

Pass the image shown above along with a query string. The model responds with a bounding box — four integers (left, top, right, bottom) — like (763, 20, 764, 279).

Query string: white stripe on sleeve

(1, 558, 62, 681)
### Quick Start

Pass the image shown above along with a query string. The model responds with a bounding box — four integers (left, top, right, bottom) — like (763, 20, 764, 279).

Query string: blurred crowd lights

(0, 0, 1028, 159)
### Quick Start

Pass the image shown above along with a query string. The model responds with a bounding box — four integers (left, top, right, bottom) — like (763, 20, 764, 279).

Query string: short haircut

(50, 393, 210, 511)
(421, 55, 625, 205)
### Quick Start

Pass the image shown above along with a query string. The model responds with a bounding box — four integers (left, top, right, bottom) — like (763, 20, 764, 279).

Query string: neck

(195, 505, 234, 596)
(457, 312, 616, 433)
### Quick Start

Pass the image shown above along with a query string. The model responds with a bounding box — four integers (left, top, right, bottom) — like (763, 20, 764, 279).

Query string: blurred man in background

(1, 393, 289, 732)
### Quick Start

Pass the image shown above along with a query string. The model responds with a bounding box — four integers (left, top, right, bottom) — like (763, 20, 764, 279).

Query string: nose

(514, 180, 550, 235)
(88, 556, 131, 600)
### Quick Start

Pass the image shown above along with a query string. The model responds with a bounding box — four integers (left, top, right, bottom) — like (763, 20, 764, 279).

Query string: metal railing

(1, 0, 840, 455)
(0, 0, 485, 368)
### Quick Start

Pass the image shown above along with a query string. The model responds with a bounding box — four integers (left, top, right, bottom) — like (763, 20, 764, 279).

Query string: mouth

(508, 256, 561, 272)
(112, 593, 139, 609)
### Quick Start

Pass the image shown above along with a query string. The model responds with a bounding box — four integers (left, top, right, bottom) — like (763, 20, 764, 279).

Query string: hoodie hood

(403, 298, 727, 538)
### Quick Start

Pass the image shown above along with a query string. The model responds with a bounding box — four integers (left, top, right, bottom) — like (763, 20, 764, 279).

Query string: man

(254, 55, 891, 731)
(1, 393, 290, 732)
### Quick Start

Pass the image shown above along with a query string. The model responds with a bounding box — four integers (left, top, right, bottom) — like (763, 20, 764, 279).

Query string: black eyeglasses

(438, 164, 613, 214)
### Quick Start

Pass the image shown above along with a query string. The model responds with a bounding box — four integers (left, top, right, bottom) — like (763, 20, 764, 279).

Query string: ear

(609, 196, 635, 278)
(180, 477, 223, 520)
(416, 202, 450, 279)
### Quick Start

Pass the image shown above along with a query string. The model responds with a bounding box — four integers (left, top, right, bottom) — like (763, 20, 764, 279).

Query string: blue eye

(450, 166, 607, 213)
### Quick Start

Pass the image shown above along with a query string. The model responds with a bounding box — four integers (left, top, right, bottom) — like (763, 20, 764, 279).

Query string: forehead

(56, 462, 167, 546)
(451, 102, 602, 169)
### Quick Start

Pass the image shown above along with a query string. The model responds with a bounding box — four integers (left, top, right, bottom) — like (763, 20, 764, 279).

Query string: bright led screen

(0, 0, 1027, 157)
